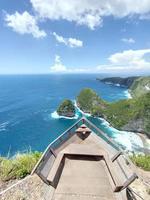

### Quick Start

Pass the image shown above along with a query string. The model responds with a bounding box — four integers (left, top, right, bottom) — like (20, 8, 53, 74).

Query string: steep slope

(104, 92, 150, 136)
(98, 76, 138, 88)
(130, 76, 150, 98)
(76, 88, 107, 117)
(76, 88, 150, 137)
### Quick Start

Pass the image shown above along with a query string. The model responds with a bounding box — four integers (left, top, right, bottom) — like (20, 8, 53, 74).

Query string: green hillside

(76, 87, 150, 137)
(77, 88, 107, 116)
(104, 92, 150, 135)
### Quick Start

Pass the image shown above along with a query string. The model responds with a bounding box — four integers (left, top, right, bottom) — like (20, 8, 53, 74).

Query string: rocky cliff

(98, 76, 138, 88)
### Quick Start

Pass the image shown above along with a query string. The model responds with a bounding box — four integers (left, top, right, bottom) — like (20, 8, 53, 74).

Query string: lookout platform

(32, 117, 139, 200)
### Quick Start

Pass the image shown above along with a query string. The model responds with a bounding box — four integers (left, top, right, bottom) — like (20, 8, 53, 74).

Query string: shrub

(0, 151, 42, 181)
(91, 105, 104, 117)
(130, 154, 150, 171)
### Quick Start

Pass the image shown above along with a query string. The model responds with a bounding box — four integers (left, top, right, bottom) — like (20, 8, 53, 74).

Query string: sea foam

(51, 111, 79, 120)
(99, 118, 144, 152)
(124, 90, 132, 99)
(74, 101, 91, 117)
(0, 121, 9, 132)
(51, 99, 145, 152)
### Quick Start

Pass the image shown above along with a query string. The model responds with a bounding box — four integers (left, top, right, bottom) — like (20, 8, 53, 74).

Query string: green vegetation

(130, 76, 150, 98)
(77, 88, 107, 115)
(57, 99, 75, 117)
(91, 105, 105, 117)
(0, 151, 41, 181)
(76, 87, 150, 136)
(130, 154, 150, 171)
(103, 92, 150, 134)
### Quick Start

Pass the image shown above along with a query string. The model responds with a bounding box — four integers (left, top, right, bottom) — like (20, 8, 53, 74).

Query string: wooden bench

(62, 144, 106, 157)
(47, 144, 105, 187)
(47, 144, 137, 191)
(104, 155, 124, 192)
(105, 153, 138, 192)
(47, 152, 64, 187)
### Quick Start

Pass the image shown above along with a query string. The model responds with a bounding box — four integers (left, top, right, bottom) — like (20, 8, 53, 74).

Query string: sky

(0, 0, 150, 75)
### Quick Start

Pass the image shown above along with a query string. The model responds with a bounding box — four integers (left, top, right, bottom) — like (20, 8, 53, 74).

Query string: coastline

(51, 98, 150, 152)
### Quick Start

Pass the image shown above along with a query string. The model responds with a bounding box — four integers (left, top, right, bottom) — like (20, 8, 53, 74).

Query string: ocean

(0, 74, 143, 156)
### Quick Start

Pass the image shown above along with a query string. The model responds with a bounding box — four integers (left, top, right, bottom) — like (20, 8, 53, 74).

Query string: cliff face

(103, 90, 150, 137)
(98, 76, 138, 88)
(121, 118, 145, 133)
(130, 76, 150, 98)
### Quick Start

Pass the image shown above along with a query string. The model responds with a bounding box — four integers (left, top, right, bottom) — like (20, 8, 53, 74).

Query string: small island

(57, 99, 75, 117)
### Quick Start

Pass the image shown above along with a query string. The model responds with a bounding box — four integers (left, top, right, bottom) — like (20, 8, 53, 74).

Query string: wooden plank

(47, 153, 64, 187)
(111, 151, 122, 162)
(122, 173, 138, 190)
(62, 144, 106, 157)
(104, 155, 123, 192)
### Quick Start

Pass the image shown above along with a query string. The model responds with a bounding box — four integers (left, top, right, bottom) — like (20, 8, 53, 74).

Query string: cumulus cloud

(52, 32, 83, 48)
(97, 49, 150, 71)
(50, 55, 92, 73)
(121, 38, 135, 44)
(51, 49, 150, 73)
(30, 0, 150, 29)
(5, 11, 46, 38)
(50, 55, 67, 73)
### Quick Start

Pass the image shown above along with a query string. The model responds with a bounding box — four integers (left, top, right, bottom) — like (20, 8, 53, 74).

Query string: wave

(74, 100, 91, 117)
(124, 90, 132, 99)
(50, 100, 146, 152)
(98, 117, 144, 152)
(115, 83, 120, 87)
(0, 121, 9, 132)
(50, 100, 91, 120)
(51, 111, 79, 120)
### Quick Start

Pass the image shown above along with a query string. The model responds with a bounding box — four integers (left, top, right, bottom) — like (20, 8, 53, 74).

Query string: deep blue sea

(0, 74, 143, 156)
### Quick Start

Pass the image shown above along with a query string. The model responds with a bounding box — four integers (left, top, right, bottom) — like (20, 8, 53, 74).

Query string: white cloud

(5, 11, 46, 38)
(50, 55, 92, 73)
(121, 38, 135, 44)
(51, 49, 150, 74)
(97, 49, 150, 72)
(52, 32, 83, 48)
(68, 38, 83, 48)
(50, 55, 67, 73)
(30, 0, 150, 29)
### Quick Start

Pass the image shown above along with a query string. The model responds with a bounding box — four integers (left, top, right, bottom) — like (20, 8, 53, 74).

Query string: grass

(0, 151, 42, 181)
(130, 154, 150, 171)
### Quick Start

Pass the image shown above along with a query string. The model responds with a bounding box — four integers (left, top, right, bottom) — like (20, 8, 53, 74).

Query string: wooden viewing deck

(32, 117, 141, 200)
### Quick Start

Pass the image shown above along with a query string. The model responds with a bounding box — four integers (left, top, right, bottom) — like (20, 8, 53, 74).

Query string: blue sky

(0, 0, 150, 74)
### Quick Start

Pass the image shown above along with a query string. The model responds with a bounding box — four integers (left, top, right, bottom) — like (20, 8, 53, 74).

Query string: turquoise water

(0, 74, 142, 156)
